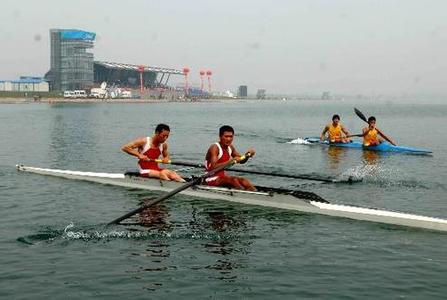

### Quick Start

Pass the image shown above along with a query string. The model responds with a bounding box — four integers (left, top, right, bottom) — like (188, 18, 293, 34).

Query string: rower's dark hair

(368, 116, 376, 123)
(219, 125, 234, 136)
(332, 114, 340, 121)
(155, 123, 170, 133)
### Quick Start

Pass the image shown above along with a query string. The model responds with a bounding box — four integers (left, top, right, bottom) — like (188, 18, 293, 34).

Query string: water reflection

(327, 146, 348, 170)
(48, 105, 98, 168)
(207, 211, 238, 233)
(362, 150, 380, 166)
(203, 259, 239, 281)
(127, 200, 172, 291)
(138, 202, 171, 230)
(127, 203, 252, 287)
(201, 210, 250, 281)
(126, 239, 171, 292)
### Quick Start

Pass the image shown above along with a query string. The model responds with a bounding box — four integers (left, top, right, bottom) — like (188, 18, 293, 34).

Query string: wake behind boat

(296, 137, 432, 154)
(16, 164, 447, 232)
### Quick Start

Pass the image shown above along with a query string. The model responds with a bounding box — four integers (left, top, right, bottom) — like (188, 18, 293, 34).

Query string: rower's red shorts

(205, 176, 220, 186)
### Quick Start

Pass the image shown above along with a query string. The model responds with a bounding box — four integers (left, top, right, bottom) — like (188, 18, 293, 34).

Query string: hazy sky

(1, 0, 446, 96)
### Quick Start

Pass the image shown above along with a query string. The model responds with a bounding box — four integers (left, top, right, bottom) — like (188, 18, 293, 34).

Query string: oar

(107, 154, 251, 225)
(319, 134, 364, 141)
(157, 160, 339, 183)
(354, 107, 396, 146)
(354, 107, 368, 123)
(345, 133, 364, 138)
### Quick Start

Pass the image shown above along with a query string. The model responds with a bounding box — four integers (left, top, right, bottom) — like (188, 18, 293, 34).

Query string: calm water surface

(1, 100, 446, 299)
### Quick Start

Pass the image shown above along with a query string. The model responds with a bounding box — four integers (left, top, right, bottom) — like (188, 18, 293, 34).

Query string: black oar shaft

(168, 161, 335, 183)
(229, 168, 335, 183)
(346, 133, 364, 138)
(108, 178, 199, 225)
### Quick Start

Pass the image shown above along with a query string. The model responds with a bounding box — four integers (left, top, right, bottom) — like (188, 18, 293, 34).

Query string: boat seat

(124, 170, 141, 177)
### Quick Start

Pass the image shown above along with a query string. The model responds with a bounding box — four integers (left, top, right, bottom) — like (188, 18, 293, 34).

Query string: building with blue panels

(0, 77, 49, 92)
(45, 29, 96, 91)
(44, 29, 183, 92)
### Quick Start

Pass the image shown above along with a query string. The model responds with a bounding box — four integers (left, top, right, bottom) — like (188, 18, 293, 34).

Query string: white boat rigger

(16, 164, 447, 232)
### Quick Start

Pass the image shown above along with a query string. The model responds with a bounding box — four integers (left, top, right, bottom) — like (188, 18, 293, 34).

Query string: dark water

(1, 100, 446, 299)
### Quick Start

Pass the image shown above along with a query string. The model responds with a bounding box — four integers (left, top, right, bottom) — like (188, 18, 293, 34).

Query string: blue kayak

(304, 137, 432, 154)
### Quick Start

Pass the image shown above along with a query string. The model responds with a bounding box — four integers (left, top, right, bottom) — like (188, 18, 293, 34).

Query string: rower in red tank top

(205, 125, 257, 191)
(138, 136, 163, 173)
(122, 123, 185, 182)
(205, 141, 232, 181)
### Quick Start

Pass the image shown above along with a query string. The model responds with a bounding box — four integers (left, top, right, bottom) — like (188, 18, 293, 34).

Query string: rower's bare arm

(230, 144, 241, 158)
(161, 143, 171, 163)
(206, 144, 221, 170)
(321, 126, 329, 140)
(377, 128, 396, 146)
(341, 125, 350, 136)
(121, 138, 148, 160)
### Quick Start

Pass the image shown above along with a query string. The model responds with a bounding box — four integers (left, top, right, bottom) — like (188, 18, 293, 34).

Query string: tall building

(238, 85, 248, 98)
(46, 29, 96, 91)
(256, 89, 266, 99)
(321, 91, 331, 100)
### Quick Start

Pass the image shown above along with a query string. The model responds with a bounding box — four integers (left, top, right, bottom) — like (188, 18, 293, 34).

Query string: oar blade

(354, 107, 368, 123)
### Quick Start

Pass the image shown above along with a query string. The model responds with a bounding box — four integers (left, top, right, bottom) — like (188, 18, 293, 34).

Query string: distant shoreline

(0, 97, 340, 104)
(0, 97, 217, 104)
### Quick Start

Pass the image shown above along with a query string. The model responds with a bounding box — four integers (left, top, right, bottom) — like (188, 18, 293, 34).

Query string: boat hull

(16, 164, 447, 232)
(305, 137, 432, 154)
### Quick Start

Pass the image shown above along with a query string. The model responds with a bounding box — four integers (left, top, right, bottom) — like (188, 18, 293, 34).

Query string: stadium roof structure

(94, 61, 183, 75)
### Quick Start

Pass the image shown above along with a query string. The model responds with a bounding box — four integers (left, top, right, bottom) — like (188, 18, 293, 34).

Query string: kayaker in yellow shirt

(362, 116, 396, 146)
(320, 114, 351, 143)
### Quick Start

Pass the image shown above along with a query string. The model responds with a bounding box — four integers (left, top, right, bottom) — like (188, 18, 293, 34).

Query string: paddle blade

(354, 108, 368, 123)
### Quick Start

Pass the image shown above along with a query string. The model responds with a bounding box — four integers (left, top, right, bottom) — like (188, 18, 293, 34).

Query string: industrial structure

(94, 61, 183, 89)
(44, 28, 184, 94)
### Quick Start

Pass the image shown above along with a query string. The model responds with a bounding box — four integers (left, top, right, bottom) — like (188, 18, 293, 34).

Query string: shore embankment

(0, 97, 210, 104)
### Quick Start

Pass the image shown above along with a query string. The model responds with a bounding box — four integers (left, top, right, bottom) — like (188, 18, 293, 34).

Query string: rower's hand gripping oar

(107, 153, 252, 225)
(354, 107, 396, 146)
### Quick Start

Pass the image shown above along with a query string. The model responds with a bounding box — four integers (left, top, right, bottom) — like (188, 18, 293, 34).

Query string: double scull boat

(16, 164, 447, 232)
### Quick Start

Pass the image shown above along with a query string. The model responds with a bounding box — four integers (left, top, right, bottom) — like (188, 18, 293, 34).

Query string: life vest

(328, 123, 342, 142)
(363, 128, 378, 146)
